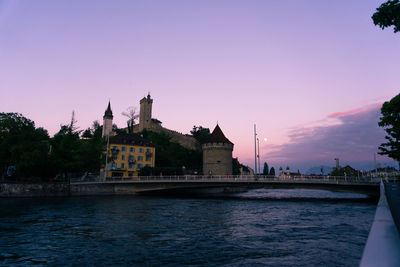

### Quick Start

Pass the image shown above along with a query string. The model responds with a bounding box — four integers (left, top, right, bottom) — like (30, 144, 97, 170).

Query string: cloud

(263, 104, 395, 171)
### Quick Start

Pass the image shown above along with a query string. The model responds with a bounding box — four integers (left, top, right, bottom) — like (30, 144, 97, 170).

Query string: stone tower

(102, 101, 113, 137)
(202, 124, 234, 175)
(139, 94, 153, 131)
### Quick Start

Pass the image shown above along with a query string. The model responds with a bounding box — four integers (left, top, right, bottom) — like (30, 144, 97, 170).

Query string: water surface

(0, 189, 375, 266)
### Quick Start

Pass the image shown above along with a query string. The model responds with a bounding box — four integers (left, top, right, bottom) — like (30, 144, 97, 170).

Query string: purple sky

(1, 0, 399, 172)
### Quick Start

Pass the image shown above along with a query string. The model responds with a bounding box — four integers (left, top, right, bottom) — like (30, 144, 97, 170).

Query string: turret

(139, 93, 153, 131)
(102, 101, 113, 137)
(202, 124, 234, 175)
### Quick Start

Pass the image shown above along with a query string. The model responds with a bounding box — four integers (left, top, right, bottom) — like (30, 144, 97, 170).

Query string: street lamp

(254, 124, 257, 176)
(257, 137, 260, 174)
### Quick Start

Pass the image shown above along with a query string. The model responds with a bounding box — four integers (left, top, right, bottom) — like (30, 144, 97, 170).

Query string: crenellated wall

(202, 142, 233, 175)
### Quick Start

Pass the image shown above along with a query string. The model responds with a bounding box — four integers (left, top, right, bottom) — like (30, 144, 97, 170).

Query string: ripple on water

(0, 190, 375, 266)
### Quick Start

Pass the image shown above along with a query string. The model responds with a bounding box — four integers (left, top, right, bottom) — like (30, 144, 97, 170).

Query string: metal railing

(70, 175, 396, 184)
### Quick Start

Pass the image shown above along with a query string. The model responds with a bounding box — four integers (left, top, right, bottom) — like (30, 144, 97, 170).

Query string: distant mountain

(305, 166, 334, 175)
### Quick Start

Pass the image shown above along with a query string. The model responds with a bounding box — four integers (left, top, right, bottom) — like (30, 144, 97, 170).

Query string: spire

(103, 101, 113, 119)
(205, 124, 233, 144)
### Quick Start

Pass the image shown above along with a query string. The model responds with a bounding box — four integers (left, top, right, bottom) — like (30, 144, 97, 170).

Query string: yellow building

(104, 133, 155, 177)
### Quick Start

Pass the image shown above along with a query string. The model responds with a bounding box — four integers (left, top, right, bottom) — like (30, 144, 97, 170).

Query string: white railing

(70, 175, 393, 184)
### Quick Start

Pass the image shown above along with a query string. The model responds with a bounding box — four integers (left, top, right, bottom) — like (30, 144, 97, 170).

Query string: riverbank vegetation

(1, 112, 251, 180)
(0, 112, 104, 180)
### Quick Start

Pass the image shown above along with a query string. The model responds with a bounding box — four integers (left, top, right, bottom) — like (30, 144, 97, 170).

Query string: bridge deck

(70, 175, 382, 197)
(72, 175, 382, 185)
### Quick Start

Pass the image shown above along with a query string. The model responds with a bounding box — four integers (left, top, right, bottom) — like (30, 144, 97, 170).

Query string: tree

(112, 124, 125, 135)
(122, 107, 139, 134)
(51, 115, 106, 177)
(190, 126, 210, 144)
(330, 165, 358, 176)
(81, 120, 102, 139)
(232, 158, 241, 175)
(91, 120, 102, 137)
(263, 162, 269, 175)
(372, 0, 400, 33)
(140, 130, 203, 174)
(82, 128, 93, 139)
(378, 93, 400, 168)
(269, 167, 275, 176)
(0, 113, 52, 178)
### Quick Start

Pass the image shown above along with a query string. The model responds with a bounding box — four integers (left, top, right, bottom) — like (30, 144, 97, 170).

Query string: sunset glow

(1, 0, 399, 172)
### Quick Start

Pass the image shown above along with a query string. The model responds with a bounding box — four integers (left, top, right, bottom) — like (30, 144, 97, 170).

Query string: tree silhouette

(269, 167, 275, 176)
(122, 107, 139, 133)
(378, 93, 400, 168)
(372, 0, 400, 33)
(263, 162, 269, 175)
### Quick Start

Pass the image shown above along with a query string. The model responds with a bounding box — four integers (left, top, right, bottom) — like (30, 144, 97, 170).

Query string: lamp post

(257, 137, 260, 175)
(254, 124, 257, 176)
(104, 134, 110, 182)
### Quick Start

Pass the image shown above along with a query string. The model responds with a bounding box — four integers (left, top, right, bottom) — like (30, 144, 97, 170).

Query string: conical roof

(205, 124, 233, 144)
(104, 101, 113, 118)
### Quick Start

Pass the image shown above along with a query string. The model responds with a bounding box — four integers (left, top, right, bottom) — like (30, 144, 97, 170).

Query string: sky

(0, 0, 399, 172)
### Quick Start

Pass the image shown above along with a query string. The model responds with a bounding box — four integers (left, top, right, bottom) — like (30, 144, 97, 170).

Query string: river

(0, 189, 375, 266)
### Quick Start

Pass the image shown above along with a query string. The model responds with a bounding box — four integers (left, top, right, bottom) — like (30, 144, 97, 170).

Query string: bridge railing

(70, 175, 393, 184)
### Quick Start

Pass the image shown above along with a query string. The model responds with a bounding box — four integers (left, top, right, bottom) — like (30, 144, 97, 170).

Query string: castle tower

(139, 93, 153, 131)
(102, 101, 113, 137)
(202, 124, 234, 175)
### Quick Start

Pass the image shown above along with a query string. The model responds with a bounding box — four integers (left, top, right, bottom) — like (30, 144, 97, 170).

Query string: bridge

(70, 175, 382, 197)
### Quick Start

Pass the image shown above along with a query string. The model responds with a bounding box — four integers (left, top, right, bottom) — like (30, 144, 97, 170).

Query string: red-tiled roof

(205, 124, 233, 144)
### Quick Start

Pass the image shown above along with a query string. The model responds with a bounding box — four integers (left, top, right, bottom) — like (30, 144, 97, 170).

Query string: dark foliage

(263, 162, 269, 175)
(0, 112, 105, 180)
(378, 93, 400, 166)
(269, 167, 276, 176)
(0, 113, 53, 178)
(190, 126, 210, 144)
(140, 130, 203, 174)
(329, 165, 358, 176)
(372, 0, 400, 33)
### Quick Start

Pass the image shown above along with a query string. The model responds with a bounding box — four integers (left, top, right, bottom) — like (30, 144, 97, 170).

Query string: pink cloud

(262, 103, 395, 172)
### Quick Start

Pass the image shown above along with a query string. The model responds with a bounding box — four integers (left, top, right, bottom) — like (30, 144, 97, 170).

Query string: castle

(102, 94, 200, 150)
(202, 124, 234, 175)
(102, 94, 234, 175)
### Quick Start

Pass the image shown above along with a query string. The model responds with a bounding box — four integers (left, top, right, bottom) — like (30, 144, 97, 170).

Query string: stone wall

(133, 122, 200, 151)
(0, 183, 69, 197)
(202, 143, 233, 175)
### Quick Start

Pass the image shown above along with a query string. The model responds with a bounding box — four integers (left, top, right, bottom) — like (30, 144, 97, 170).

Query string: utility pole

(104, 134, 110, 181)
(254, 124, 257, 175)
(257, 137, 260, 174)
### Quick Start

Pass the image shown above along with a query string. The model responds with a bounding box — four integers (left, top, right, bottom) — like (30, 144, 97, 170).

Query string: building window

(121, 146, 126, 152)
(130, 147, 135, 152)
(145, 164, 150, 167)
(128, 155, 135, 162)
(112, 146, 117, 150)
(138, 156, 143, 161)
(121, 155, 125, 160)
(139, 148, 144, 153)
(145, 156, 151, 162)
(129, 163, 135, 169)
(121, 163, 125, 168)
(137, 164, 143, 169)
(146, 148, 151, 152)
(111, 162, 117, 169)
